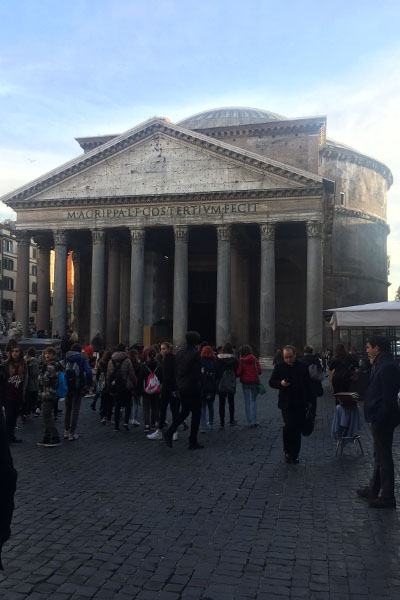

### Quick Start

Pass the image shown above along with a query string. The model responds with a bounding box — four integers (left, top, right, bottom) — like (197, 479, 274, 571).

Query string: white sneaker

(147, 429, 163, 440)
(64, 430, 69, 439)
(35, 408, 41, 416)
(130, 419, 140, 426)
(68, 433, 79, 441)
(172, 432, 178, 441)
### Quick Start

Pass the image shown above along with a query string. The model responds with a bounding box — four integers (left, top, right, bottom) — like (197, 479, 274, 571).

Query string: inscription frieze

(67, 202, 259, 221)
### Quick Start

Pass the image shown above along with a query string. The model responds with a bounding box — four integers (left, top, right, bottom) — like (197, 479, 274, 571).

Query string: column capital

(34, 233, 52, 250)
(130, 228, 145, 244)
(306, 221, 323, 238)
(53, 230, 68, 245)
(174, 225, 189, 243)
(15, 231, 31, 246)
(91, 229, 105, 245)
(259, 222, 276, 241)
(217, 225, 231, 242)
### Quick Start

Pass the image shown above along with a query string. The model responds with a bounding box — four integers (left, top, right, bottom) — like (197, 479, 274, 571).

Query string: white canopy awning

(326, 301, 400, 330)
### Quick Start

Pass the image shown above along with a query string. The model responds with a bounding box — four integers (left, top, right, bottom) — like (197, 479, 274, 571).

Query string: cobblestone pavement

(2, 372, 400, 600)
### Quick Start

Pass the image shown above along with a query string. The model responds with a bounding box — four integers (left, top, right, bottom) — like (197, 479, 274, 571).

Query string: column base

(259, 356, 274, 369)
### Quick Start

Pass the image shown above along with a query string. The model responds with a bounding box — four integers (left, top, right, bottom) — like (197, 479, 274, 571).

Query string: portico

(1, 117, 333, 359)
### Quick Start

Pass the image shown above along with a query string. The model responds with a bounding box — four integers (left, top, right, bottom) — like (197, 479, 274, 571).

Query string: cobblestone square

(2, 373, 400, 599)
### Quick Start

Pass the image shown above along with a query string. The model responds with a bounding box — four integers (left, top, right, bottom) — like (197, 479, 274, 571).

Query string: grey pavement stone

(2, 376, 400, 599)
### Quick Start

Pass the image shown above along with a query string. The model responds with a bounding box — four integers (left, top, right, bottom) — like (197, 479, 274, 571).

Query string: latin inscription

(67, 203, 258, 220)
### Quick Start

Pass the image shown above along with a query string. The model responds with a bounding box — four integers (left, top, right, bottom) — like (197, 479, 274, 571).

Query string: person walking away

(2, 346, 28, 443)
(200, 345, 217, 432)
(142, 348, 162, 434)
(237, 345, 262, 427)
(128, 348, 144, 427)
(60, 329, 72, 359)
(25, 347, 40, 418)
(64, 343, 92, 441)
(328, 343, 356, 395)
(357, 336, 400, 508)
(216, 342, 238, 428)
(164, 331, 203, 450)
(96, 351, 112, 423)
(148, 342, 179, 440)
(37, 346, 63, 447)
(91, 331, 104, 358)
(299, 345, 323, 416)
(269, 345, 312, 464)
(107, 344, 136, 432)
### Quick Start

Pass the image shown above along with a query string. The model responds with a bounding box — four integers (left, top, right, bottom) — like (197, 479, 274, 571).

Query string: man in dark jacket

(357, 336, 400, 508)
(164, 331, 202, 450)
(107, 344, 136, 432)
(269, 345, 312, 464)
(91, 331, 104, 357)
(64, 343, 92, 441)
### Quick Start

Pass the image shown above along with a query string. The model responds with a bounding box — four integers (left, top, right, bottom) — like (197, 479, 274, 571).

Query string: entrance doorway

(188, 271, 217, 344)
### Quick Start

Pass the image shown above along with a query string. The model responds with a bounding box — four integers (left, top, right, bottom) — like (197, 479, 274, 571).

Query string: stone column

(36, 236, 51, 334)
(106, 235, 120, 347)
(53, 230, 68, 338)
(173, 226, 189, 348)
(129, 228, 145, 345)
(259, 223, 276, 360)
(72, 250, 81, 334)
(15, 232, 30, 336)
(306, 221, 323, 351)
(120, 242, 131, 345)
(90, 229, 105, 342)
(216, 225, 231, 347)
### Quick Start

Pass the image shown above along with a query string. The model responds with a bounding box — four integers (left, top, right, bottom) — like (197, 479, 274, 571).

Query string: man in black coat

(269, 345, 312, 464)
(357, 336, 400, 508)
(164, 331, 203, 450)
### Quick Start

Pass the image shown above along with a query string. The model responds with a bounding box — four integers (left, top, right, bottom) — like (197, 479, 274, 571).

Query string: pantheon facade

(1, 108, 392, 359)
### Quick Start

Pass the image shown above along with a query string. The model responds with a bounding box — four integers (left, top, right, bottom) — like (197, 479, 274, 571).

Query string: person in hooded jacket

(107, 344, 136, 432)
(25, 347, 40, 417)
(237, 344, 262, 427)
(147, 342, 178, 440)
(142, 348, 163, 434)
(200, 345, 217, 432)
(216, 342, 239, 428)
(64, 343, 92, 441)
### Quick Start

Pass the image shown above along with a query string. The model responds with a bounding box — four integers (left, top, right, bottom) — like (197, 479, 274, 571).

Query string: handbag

(254, 359, 266, 395)
(301, 408, 315, 437)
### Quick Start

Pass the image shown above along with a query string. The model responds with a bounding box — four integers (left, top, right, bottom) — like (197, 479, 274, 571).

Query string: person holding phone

(269, 345, 312, 464)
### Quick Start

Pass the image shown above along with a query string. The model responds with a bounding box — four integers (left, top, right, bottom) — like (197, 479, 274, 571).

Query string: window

(3, 257, 14, 270)
(340, 192, 345, 206)
(3, 277, 14, 290)
(2, 239, 13, 252)
(32, 248, 37, 259)
(31, 300, 37, 313)
(2, 299, 13, 311)
(32, 282, 37, 294)
(32, 265, 37, 275)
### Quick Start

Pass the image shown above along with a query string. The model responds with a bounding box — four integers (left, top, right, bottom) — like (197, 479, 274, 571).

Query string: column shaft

(15, 232, 30, 336)
(120, 243, 130, 345)
(259, 223, 275, 358)
(216, 226, 231, 347)
(106, 235, 120, 347)
(53, 231, 68, 338)
(129, 228, 145, 345)
(173, 226, 188, 347)
(306, 222, 323, 351)
(36, 238, 51, 333)
(90, 229, 105, 341)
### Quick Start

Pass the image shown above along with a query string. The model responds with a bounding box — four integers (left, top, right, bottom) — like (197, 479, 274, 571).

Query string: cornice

(7, 187, 324, 210)
(333, 205, 390, 233)
(196, 117, 327, 142)
(1, 119, 324, 209)
(321, 144, 392, 188)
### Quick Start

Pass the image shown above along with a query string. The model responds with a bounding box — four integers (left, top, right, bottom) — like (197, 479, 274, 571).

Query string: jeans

(242, 384, 258, 424)
(143, 394, 160, 428)
(218, 393, 235, 425)
(158, 391, 180, 429)
(201, 392, 215, 428)
(132, 395, 141, 421)
(281, 406, 306, 459)
(42, 399, 60, 442)
(370, 421, 396, 499)
(167, 389, 201, 445)
(113, 390, 131, 430)
(64, 392, 82, 434)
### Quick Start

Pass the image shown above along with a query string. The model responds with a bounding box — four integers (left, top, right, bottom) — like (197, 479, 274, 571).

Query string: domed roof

(177, 107, 287, 130)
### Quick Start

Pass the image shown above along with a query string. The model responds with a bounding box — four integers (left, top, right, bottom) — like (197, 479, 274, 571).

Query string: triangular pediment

(1, 118, 323, 208)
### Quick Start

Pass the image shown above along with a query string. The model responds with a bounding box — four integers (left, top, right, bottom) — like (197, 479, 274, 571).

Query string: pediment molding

(2, 119, 323, 209)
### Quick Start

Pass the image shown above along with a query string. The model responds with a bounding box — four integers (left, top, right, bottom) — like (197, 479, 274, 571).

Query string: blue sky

(1, 0, 400, 296)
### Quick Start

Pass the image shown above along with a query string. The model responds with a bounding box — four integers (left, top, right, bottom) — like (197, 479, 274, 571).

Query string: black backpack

(108, 359, 126, 396)
(201, 369, 216, 394)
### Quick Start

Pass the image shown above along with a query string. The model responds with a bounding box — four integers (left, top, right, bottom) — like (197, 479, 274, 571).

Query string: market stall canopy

(326, 301, 400, 330)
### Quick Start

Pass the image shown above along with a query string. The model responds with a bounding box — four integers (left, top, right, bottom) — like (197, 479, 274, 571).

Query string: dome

(177, 107, 287, 130)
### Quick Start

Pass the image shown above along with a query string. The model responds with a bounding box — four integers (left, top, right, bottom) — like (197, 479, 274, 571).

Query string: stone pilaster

(15, 232, 31, 336)
(216, 225, 231, 346)
(119, 242, 131, 345)
(90, 229, 105, 341)
(173, 226, 189, 347)
(129, 228, 145, 345)
(35, 235, 51, 334)
(106, 234, 120, 347)
(306, 221, 323, 351)
(259, 223, 276, 361)
(53, 230, 68, 337)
